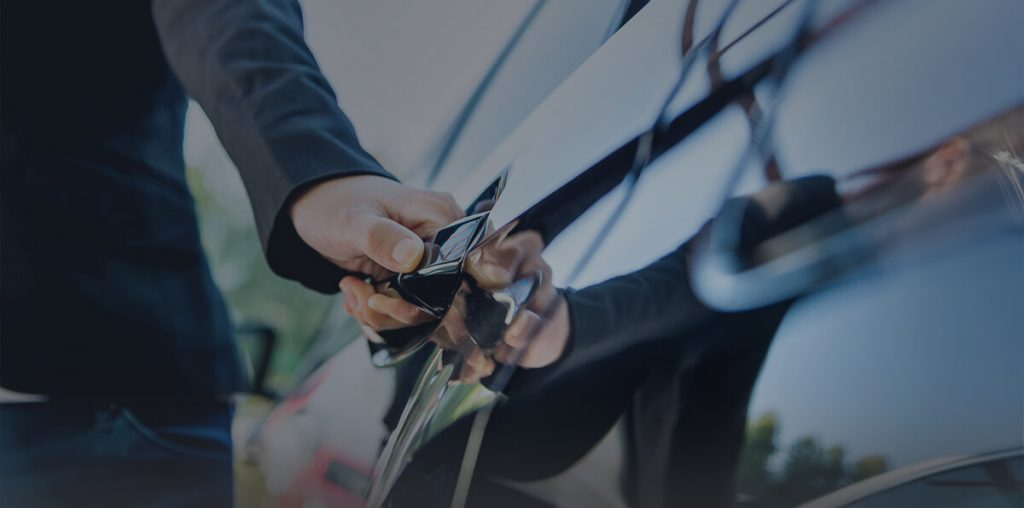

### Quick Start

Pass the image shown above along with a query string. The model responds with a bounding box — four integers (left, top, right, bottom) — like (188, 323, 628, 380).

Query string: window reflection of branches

(737, 412, 890, 508)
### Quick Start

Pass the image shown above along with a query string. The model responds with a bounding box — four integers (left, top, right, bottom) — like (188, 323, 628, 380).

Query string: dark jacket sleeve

(152, 0, 393, 293)
(564, 174, 842, 353)
(565, 233, 717, 353)
(495, 227, 719, 399)
(470, 178, 842, 481)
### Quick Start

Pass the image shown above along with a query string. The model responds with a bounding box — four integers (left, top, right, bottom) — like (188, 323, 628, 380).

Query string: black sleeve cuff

(263, 169, 395, 294)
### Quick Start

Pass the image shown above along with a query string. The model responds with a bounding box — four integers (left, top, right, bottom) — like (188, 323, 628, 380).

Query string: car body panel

(253, 0, 1024, 506)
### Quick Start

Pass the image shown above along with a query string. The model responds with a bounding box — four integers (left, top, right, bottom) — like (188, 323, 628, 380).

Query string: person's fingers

(467, 241, 517, 287)
(341, 277, 407, 330)
(500, 310, 556, 368)
(475, 229, 557, 313)
(468, 231, 544, 288)
(493, 232, 544, 286)
(367, 294, 431, 325)
(492, 341, 517, 366)
(511, 230, 545, 254)
(471, 257, 514, 288)
(493, 310, 541, 367)
(393, 190, 464, 237)
(502, 310, 543, 350)
(340, 277, 363, 312)
(342, 280, 383, 329)
(460, 347, 495, 383)
(493, 296, 570, 369)
(363, 327, 386, 344)
(523, 298, 570, 368)
(292, 177, 465, 278)
(347, 211, 426, 273)
(340, 277, 372, 324)
(429, 191, 464, 222)
(516, 247, 557, 312)
(362, 309, 406, 331)
(340, 276, 374, 305)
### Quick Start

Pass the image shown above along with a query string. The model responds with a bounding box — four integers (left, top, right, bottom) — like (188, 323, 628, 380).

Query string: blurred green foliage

(185, 164, 335, 391)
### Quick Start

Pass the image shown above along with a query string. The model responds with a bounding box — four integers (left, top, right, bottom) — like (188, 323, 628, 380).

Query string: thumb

(353, 212, 426, 273)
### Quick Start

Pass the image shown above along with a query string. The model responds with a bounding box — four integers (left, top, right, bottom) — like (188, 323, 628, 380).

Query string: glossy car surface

(252, 1, 1024, 507)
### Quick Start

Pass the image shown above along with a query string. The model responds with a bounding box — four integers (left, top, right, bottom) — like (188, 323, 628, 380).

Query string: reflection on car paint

(692, 105, 1024, 311)
(254, 1, 1024, 506)
(734, 106, 1024, 507)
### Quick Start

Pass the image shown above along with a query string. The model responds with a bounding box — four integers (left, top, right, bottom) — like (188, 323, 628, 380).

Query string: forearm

(567, 228, 719, 353)
(498, 228, 717, 397)
(153, 0, 391, 291)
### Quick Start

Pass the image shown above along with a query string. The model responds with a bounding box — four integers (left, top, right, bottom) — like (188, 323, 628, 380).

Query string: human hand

(463, 230, 570, 370)
(291, 175, 464, 281)
(340, 229, 570, 383)
(341, 275, 493, 383)
(339, 276, 435, 336)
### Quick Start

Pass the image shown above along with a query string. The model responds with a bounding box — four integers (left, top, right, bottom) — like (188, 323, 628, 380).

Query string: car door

(367, 0, 1023, 506)
(255, 0, 1024, 506)
(246, 2, 633, 506)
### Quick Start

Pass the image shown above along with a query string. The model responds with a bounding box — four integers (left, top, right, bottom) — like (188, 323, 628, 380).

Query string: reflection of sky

(772, 0, 1024, 180)
(543, 108, 753, 287)
(481, 0, 1023, 287)
(183, 0, 1024, 474)
(749, 230, 1024, 468)
(453, 0, 1024, 472)
(186, 0, 625, 191)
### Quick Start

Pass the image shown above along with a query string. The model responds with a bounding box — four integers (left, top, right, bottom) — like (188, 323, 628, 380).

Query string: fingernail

(392, 238, 422, 268)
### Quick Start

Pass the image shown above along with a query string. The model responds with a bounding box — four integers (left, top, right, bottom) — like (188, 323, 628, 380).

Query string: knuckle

(432, 192, 461, 217)
(506, 243, 527, 267)
(432, 190, 454, 203)
(330, 207, 374, 252)
(524, 232, 545, 251)
(365, 220, 397, 253)
(335, 206, 369, 229)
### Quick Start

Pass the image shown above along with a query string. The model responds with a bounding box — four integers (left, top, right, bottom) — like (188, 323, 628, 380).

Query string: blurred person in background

(0, 1, 460, 506)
